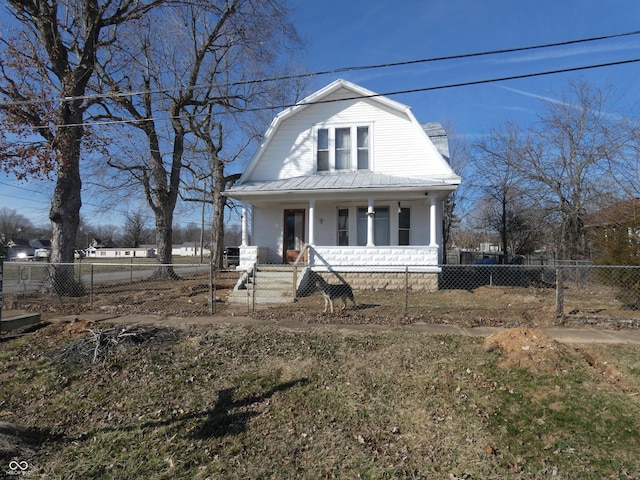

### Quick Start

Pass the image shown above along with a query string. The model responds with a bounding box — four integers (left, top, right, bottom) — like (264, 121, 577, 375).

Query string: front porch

(228, 245, 441, 307)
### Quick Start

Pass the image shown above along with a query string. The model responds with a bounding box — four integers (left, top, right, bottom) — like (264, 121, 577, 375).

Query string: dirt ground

(1, 281, 635, 465)
(484, 327, 628, 389)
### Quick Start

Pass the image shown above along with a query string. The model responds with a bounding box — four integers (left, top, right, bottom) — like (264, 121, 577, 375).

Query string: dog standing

(314, 274, 356, 313)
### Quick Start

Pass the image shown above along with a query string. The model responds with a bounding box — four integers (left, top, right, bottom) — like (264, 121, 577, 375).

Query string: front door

(283, 209, 305, 263)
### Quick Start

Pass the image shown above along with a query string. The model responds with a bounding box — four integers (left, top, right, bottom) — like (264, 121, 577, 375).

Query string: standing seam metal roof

(226, 171, 459, 195)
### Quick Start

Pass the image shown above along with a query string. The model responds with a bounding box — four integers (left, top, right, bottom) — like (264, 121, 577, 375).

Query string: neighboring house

(89, 237, 117, 249)
(85, 247, 156, 258)
(584, 198, 640, 229)
(584, 198, 640, 259)
(224, 79, 460, 289)
(5, 238, 35, 260)
(31, 238, 51, 259)
(172, 243, 211, 257)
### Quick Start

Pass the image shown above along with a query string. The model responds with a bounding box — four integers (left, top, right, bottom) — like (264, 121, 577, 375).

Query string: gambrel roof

(226, 79, 460, 200)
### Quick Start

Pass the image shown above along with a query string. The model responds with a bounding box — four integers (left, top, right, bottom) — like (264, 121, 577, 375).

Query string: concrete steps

(227, 266, 306, 305)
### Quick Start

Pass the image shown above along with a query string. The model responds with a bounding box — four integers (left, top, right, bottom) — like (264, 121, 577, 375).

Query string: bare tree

(122, 211, 148, 248)
(0, 0, 166, 293)
(93, 0, 303, 276)
(474, 79, 634, 261)
(0, 207, 34, 242)
(473, 123, 529, 258)
(441, 122, 471, 262)
(518, 80, 633, 260)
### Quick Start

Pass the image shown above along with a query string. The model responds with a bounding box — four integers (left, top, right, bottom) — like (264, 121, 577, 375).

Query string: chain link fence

(245, 264, 640, 328)
(3, 261, 640, 329)
(2, 260, 241, 318)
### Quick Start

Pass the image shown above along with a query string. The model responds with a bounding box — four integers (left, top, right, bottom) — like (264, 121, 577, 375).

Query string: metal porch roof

(225, 171, 459, 198)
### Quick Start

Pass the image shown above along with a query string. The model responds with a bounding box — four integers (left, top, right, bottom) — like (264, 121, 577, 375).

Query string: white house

(171, 243, 211, 257)
(85, 247, 156, 259)
(224, 79, 460, 288)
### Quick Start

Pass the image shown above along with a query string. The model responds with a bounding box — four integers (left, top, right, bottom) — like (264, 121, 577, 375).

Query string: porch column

(367, 198, 375, 246)
(429, 196, 438, 247)
(308, 199, 315, 245)
(241, 204, 249, 247)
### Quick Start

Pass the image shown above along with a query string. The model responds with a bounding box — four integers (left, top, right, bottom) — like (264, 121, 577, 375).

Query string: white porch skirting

(237, 245, 441, 272)
(309, 246, 440, 272)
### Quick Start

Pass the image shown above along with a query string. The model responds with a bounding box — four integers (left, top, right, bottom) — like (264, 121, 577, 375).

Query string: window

(316, 126, 370, 171)
(357, 127, 369, 170)
(317, 128, 329, 171)
(338, 209, 349, 246)
(357, 207, 390, 246)
(335, 128, 350, 170)
(398, 207, 410, 245)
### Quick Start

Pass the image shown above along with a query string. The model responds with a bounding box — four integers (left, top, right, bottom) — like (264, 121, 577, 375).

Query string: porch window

(399, 207, 410, 245)
(315, 126, 370, 171)
(338, 209, 349, 246)
(357, 207, 390, 246)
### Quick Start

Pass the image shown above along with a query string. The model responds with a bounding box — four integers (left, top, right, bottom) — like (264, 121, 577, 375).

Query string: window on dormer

(357, 127, 369, 170)
(335, 128, 351, 170)
(316, 126, 370, 172)
(317, 128, 329, 171)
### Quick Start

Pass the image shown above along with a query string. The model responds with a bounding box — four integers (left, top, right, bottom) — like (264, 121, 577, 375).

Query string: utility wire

(1, 29, 639, 108)
(26, 56, 640, 129)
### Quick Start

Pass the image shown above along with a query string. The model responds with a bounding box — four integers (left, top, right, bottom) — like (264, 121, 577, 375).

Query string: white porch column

(429, 196, 438, 247)
(241, 204, 249, 247)
(308, 199, 316, 245)
(367, 198, 375, 246)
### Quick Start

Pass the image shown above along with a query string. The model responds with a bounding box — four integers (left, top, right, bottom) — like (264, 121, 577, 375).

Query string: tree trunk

(211, 158, 227, 270)
(151, 207, 179, 279)
(48, 125, 85, 296)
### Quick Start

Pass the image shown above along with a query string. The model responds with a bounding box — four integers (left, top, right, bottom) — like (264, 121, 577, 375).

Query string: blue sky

(291, 0, 640, 138)
(2, 0, 640, 230)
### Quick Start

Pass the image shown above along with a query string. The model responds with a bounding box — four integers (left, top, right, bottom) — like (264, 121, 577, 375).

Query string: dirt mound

(33, 318, 95, 340)
(485, 327, 569, 374)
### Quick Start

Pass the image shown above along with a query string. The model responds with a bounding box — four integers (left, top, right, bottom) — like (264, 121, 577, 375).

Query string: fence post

(214, 270, 218, 315)
(90, 264, 94, 306)
(404, 266, 409, 317)
(293, 266, 298, 301)
(209, 261, 214, 315)
(556, 265, 564, 316)
(251, 266, 256, 314)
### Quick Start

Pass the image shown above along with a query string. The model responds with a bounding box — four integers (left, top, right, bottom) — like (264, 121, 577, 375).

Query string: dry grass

(1, 320, 640, 479)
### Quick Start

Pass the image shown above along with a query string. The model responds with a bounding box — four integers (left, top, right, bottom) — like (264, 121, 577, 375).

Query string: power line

(21, 55, 640, 129)
(1, 29, 639, 108)
(291, 57, 640, 107)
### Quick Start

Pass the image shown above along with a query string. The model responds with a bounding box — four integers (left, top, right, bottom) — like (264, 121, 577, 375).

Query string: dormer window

(317, 128, 329, 171)
(316, 125, 370, 172)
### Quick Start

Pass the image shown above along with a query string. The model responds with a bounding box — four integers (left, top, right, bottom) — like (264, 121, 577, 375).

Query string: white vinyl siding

(245, 89, 454, 182)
